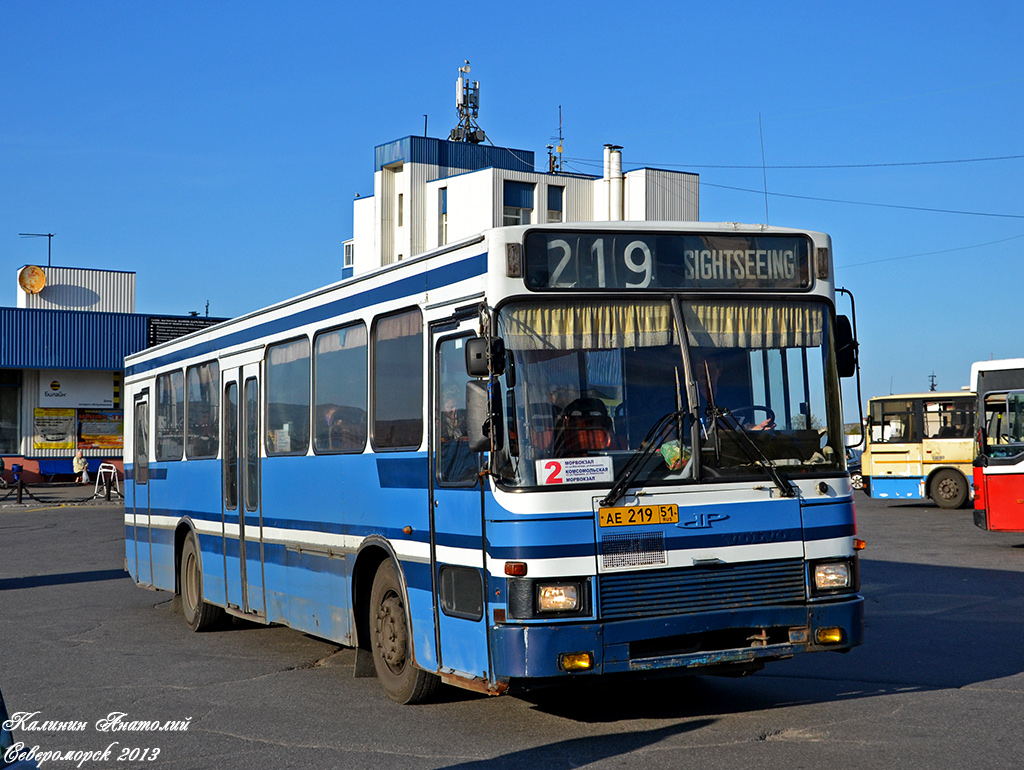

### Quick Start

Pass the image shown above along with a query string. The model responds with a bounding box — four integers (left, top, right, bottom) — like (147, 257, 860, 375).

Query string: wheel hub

(375, 593, 407, 672)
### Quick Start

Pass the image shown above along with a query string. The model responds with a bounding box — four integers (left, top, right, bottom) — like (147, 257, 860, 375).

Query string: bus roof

(867, 391, 972, 402)
(971, 358, 1024, 394)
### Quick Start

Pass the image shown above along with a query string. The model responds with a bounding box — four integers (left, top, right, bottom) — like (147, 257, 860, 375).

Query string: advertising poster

(78, 410, 124, 450)
(38, 370, 115, 409)
(33, 408, 76, 450)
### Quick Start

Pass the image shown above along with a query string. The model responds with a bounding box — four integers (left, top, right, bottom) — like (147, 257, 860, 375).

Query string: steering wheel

(729, 405, 776, 430)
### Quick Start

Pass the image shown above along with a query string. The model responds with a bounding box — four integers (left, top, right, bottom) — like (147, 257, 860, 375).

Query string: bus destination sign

(523, 231, 812, 291)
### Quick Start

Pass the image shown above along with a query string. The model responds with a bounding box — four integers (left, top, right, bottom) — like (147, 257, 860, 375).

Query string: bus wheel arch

(352, 544, 390, 658)
(354, 545, 440, 704)
(929, 468, 969, 510)
(177, 524, 226, 632)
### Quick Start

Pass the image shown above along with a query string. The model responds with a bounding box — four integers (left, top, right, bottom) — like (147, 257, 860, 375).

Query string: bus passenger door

(430, 328, 488, 681)
(222, 363, 265, 618)
(131, 392, 152, 586)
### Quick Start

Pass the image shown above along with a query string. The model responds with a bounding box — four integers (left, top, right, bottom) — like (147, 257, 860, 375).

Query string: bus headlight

(812, 559, 853, 593)
(537, 583, 580, 612)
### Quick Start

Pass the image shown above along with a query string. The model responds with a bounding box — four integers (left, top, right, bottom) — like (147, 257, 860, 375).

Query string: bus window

(496, 297, 842, 487)
(266, 338, 311, 455)
(869, 399, 918, 444)
(313, 323, 368, 453)
(373, 309, 423, 449)
(923, 398, 972, 439)
(436, 336, 478, 484)
(155, 370, 184, 461)
(186, 362, 219, 459)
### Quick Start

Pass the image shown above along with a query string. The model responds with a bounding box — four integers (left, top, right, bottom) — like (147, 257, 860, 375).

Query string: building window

(438, 187, 448, 246)
(503, 181, 534, 226)
(372, 308, 423, 449)
(398, 193, 404, 228)
(313, 323, 368, 453)
(547, 185, 564, 223)
(266, 338, 311, 455)
(344, 242, 354, 269)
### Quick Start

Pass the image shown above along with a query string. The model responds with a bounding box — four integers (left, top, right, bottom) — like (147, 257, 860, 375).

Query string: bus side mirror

(466, 380, 504, 452)
(465, 337, 506, 378)
(836, 315, 857, 379)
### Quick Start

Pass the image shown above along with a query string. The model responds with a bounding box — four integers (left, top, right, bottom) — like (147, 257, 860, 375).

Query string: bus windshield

(981, 390, 1024, 459)
(495, 297, 843, 488)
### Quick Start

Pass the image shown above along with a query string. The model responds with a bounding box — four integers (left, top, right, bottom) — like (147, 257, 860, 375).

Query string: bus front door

(131, 392, 152, 586)
(222, 364, 265, 618)
(430, 328, 488, 682)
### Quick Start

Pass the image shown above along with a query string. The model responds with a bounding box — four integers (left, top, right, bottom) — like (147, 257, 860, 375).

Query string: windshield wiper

(706, 404, 796, 498)
(599, 410, 685, 508)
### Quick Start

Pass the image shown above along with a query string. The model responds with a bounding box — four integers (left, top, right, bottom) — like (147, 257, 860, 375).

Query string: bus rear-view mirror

(465, 337, 506, 378)
(466, 380, 504, 452)
(836, 315, 857, 379)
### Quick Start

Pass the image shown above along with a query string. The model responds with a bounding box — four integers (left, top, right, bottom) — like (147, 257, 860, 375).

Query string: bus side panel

(979, 471, 1024, 531)
(366, 454, 436, 670)
(259, 455, 355, 644)
(433, 485, 486, 679)
(921, 438, 974, 465)
(124, 468, 140, 583)
(158, 460, 226, 601)
(867, 443, 923, 499)
(256, 453, 437, 668)
(869, 476, 923, 500)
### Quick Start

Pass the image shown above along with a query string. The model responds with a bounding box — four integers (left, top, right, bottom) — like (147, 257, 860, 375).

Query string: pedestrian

(73, 451, 89, 484)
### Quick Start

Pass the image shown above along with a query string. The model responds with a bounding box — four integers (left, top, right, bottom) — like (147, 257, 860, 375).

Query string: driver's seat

(555, 398, 612, 456)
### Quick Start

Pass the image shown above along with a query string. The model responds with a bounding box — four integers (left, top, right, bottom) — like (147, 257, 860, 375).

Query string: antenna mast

(449, 61, 487, 144)
(548, 106, 564, 172)
(19, 232, 55, 267)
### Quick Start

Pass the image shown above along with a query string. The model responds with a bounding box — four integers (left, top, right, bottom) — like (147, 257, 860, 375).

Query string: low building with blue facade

(1, 265, 221, 483)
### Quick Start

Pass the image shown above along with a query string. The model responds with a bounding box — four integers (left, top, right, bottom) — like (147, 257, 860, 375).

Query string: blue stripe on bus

(125, 252, 487, 377)
(134, 509, 851, 558)
(377, 456, 429, 488)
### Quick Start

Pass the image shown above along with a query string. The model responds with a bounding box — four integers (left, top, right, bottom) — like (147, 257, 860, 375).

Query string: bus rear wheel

(369, 560, 440, 704)
(180, 531, 225, 632)
(931, 469, 968, 510)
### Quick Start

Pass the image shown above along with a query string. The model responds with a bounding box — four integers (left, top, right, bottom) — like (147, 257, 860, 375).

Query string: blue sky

(2, 1, 1022, 421)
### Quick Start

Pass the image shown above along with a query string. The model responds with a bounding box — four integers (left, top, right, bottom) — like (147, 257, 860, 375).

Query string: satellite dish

(18, 265, 46, 294)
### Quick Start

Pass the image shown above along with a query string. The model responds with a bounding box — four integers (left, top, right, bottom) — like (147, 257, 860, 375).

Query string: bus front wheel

(931, 469, 968, 510)
(180, 532, 226, 632)
(369, 560, 440, 704)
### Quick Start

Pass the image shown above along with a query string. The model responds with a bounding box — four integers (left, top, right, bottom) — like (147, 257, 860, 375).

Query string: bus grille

(598, 559, 807, 620)
(600, 531, 666, 569)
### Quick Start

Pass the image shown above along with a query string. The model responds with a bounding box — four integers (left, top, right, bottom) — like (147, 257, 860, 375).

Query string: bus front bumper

(489, 596, 864, 680)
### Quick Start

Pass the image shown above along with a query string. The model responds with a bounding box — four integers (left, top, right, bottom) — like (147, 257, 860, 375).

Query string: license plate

(598, 504, 679, 527)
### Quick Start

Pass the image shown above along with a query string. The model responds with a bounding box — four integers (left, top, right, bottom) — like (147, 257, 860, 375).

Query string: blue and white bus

(124, 222, 864, 703)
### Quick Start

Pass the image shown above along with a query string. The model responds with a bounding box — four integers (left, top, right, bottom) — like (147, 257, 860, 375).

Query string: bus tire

(931, 469, 968, 510)
(369, 559, 440, 704)
(180, 531, 225, 632)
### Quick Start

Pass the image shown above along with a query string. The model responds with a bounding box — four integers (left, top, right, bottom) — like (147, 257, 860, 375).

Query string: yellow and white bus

(862, 392, 975, 509)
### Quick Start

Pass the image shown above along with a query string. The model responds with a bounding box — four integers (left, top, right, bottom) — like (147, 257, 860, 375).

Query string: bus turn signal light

(816, 627, 845, 645)
(853, 539, 866, 551)
(504, 561, 527, 577)
(559, 652, 593, 672)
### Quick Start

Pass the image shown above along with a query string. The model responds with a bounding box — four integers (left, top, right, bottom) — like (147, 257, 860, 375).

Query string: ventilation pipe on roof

(604, 144, 624, 221)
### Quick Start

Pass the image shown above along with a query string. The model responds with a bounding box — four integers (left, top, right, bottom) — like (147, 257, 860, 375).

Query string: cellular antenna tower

(449, 60, 487, 144)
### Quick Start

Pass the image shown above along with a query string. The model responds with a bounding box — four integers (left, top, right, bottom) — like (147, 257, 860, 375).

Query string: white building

(344, 136, 699, 277)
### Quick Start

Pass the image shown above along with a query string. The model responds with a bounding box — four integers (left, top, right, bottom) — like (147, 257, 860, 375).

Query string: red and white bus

(971, 358, 1024, 532)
